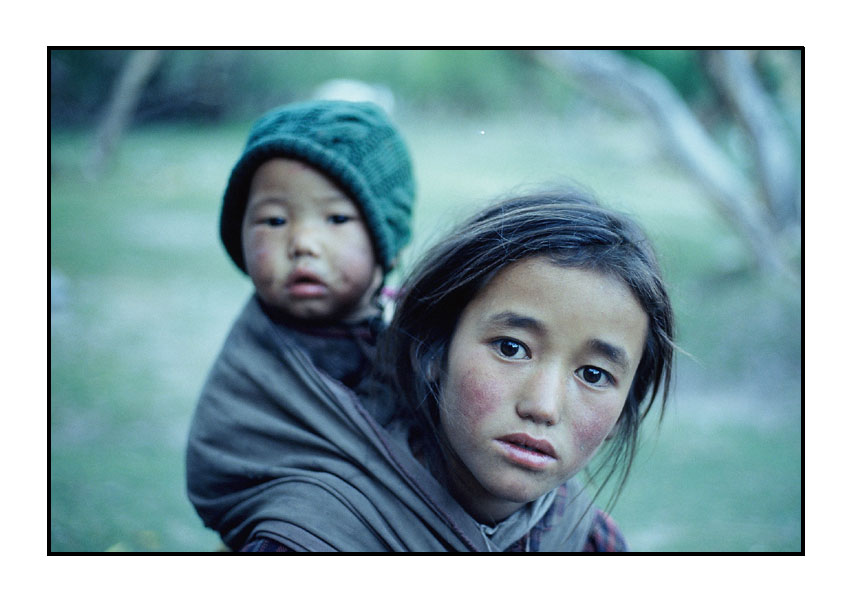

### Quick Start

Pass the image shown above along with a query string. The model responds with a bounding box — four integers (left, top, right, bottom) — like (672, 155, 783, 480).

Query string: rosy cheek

(244, 234, 272, 269)
(333, 243, 376, 284)
(338, 257, 372, 284)
(453, 369, 502, 431)
(571, 406, 621, 457)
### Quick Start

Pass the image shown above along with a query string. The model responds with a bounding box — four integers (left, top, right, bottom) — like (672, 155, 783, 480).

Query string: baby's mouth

(286, 268, 327, 297)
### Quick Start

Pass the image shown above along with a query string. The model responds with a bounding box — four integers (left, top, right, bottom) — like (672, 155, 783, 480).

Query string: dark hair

(380, 189, 675, 507)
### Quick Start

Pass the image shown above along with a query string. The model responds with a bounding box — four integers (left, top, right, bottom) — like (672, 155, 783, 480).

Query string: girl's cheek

(571, 403, 623, 456)
(453, 367, 502, 430)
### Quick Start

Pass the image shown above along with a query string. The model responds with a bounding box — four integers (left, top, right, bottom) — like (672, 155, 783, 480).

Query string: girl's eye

(328, 214, 353, 225)
(263, 217, 286, 227)
(494, 338, 530, 360)
(577, 366, 612, 387)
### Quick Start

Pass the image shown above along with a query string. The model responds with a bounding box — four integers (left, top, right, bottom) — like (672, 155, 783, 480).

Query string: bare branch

(704, 50, 801, 228)
(536, 49, 798, 282)
(86, 50, 163, 179)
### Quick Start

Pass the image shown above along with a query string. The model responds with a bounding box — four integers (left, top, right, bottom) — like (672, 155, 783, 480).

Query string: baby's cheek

(339, 256, 374, 286)
(335, 244, 378, 284)
(245, 249, 274, 282)
(243, 232, 272, 268)
(247, 246, 269, 265)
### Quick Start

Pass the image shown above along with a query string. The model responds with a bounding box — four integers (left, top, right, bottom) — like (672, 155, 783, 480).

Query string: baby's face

(241, 158, 382, 322)
(438, 257, 648, 523)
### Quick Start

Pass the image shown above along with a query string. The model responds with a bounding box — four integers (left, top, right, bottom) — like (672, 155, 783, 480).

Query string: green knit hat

(220, 100, 416, 274)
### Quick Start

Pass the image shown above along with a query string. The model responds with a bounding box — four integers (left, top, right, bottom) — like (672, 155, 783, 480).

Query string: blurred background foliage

(50, 48, 801, 552)
(51, 48, 801, 128)
(52, 49, 563, 123)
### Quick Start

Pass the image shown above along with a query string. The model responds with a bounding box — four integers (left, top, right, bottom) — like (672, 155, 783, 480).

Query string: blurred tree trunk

(702, 50, 801, 229)
(536, 49, 800, 283)
(85, 49, 163, 179)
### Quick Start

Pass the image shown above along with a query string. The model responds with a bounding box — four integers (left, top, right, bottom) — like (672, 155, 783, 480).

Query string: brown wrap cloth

(186, 296, 594, 551)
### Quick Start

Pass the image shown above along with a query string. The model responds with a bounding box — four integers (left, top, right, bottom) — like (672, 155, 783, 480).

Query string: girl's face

(438, 257, 648, 523)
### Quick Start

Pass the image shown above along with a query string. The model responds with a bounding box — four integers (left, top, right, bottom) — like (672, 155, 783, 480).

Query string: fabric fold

(186, 295, 594, 552)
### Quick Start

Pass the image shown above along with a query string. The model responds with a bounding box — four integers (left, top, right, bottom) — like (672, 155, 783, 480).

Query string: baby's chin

(273, 298, 379, 325)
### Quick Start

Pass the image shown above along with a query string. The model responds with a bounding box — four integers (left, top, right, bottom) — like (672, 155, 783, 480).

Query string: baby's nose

(288, 224, 321, 258)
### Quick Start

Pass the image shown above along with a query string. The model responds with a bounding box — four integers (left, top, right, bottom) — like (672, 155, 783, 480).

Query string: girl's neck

(441, 443, 524, 525)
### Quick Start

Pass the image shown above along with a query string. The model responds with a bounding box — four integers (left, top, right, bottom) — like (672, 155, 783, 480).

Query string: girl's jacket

(186, 295, 595, 552)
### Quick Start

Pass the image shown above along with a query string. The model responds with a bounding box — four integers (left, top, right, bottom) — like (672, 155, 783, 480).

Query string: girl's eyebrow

(587, 339, 631, 373)
(485, 311, 545, 334)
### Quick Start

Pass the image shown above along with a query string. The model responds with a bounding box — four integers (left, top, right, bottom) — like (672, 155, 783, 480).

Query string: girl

(239, 189, 674, 552)
(378, 189, 675, 550)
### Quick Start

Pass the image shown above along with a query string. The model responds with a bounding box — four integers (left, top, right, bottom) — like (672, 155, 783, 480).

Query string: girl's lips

(495, 433, 558, 470)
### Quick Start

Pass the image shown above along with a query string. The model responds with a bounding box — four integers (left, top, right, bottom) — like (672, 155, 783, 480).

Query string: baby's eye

(263, 217, 287, 227)
(328, 214, 353, 225)
(577, 366, 612, 387)
(493, 338, 530, 360)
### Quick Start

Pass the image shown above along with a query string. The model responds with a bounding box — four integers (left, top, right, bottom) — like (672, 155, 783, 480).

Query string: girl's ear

(409, 343, 440, 383)
(424, 357, 439, 383)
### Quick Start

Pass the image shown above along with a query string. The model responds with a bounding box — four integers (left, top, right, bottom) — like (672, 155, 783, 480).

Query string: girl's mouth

(495, 433, 558, 470)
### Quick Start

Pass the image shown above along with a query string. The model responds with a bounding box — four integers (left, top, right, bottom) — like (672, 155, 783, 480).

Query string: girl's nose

(515, 367, 563, 426)
(288, 223, 321, 258)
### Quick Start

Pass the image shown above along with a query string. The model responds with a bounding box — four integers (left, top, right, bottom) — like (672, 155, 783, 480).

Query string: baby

(186, 100, 416, 547)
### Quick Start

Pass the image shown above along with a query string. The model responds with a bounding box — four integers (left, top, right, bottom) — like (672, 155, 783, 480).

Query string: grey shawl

(186, 296, 594, 552)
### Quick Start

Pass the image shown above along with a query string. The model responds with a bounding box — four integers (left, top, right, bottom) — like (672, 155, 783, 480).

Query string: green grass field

(50, 109, 801, 552)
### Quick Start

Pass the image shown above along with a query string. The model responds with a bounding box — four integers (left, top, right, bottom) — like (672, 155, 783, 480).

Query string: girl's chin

(482, 475, 556, 510)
